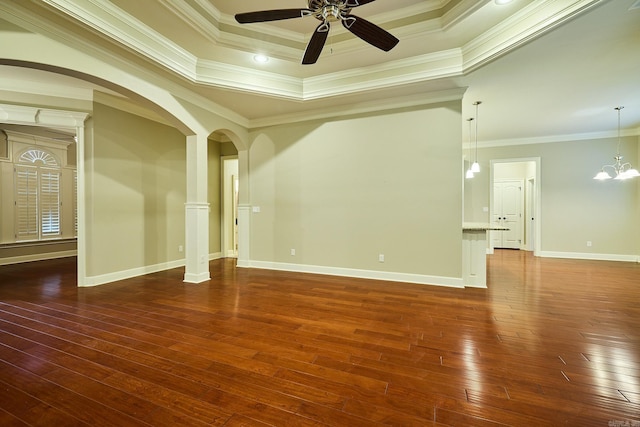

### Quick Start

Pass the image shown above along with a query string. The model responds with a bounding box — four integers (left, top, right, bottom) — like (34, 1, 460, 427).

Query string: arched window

(15, 148, 62, 240)
(19, 148, 59, 166)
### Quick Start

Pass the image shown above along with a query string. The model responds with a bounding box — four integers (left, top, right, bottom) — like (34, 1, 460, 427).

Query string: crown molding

(479, 128, 640, 149)
(303, 49, 463, 99)
(0, 1, 248, 128)
(462, 0, 603, 72)
(196, 60, 303, 99)
(0, 104, 89, 129)
(248, 88, 467, 129)
(35, 0, 604, 105)
(194, 48, 464, 102)
(3, 130, 73, 147)
(5, 0, 614, 132)
(41, 0, 199, 79)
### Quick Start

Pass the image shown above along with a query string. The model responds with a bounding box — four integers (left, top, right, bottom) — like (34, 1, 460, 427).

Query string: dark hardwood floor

(0, 250, 639, 426)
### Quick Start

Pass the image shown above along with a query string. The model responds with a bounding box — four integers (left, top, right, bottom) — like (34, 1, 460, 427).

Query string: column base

(184, 271, 211, 284)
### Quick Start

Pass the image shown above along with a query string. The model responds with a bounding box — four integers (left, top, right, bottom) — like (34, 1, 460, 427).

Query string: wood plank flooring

(0, 250, 639, 426)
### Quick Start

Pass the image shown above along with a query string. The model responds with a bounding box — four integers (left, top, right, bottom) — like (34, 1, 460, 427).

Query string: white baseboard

(82, 253, 227, 287)
(209, 252, 223, 260)
(183, 271, 211, 284)
(82, 259, 185, 287)
(247, 260, 464, 288)
(0, 250, 77, 266)
(236, 259, 250, 268)
(538, 251, 639, 263)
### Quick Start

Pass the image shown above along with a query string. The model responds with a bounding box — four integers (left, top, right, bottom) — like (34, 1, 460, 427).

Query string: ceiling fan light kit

(235, 0, 399, 64)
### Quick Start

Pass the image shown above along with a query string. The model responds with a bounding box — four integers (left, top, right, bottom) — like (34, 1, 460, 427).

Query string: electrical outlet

(290, 249, 296, 256)
(587, 241, 592, 247)
(178, 245, 183, 252)
(378, 254, 385, 262)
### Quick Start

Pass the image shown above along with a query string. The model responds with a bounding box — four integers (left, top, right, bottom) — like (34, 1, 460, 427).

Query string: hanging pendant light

(594, 106, 640, 180)
(465, 117, 475, 179)
(471, 101, 481, 173)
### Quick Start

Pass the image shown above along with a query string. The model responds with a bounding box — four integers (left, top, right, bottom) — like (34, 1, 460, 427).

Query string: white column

(236, 205, 251, 268)
(75, 125, 87, 287)
(184, 134, 210, 283)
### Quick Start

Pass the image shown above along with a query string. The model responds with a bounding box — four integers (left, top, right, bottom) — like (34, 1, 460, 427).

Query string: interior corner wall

(248, 101, 463, 281)
(85, 102, 186, 281)
(466, 136, 639, 258)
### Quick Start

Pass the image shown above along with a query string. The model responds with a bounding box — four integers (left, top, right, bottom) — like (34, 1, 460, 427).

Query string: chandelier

(594, 106, 639, 180)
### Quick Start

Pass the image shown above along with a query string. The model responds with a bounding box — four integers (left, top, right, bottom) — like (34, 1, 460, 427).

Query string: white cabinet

(463, 223, 509, 288)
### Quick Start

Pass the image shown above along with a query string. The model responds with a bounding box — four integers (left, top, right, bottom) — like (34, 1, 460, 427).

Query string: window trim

(13, 147, 63, 241)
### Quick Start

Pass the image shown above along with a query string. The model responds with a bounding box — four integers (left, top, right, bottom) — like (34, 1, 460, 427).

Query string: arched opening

(209, 130, 240, 260)
(0, 63, 205, 286)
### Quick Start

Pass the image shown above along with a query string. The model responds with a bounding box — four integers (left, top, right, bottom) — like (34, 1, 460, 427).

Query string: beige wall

(465, 136, 640, 257)
(249, 101, 463, 279)
(86, 102, 187, 277)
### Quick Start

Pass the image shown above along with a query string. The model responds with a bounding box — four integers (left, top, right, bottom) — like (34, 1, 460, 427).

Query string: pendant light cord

(473, 101, 482, 163)
(615, 106, 623, 156)
(468, 118, 474, 159)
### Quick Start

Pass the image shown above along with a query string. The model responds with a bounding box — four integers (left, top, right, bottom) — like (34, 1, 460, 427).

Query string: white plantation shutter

(40, 170, 61, 237)
(14, 148, 63, 241)
(15, 166, 38, 240)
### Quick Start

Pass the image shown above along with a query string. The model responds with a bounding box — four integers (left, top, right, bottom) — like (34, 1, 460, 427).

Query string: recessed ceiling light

(253, 54, 269, 64)
(495, 0, 514, 4)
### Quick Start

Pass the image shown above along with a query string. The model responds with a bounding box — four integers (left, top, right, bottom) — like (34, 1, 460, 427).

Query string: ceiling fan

(235, 0, 399, 65)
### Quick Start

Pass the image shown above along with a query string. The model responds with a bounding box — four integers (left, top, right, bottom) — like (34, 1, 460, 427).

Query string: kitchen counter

(462, 223, 509, 288)
(463, 222, 510, 231)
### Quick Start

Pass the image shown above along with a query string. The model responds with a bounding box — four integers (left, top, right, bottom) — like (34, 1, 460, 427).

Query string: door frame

(221, 156, 239, 258)
(526, 177, 536, 252)
(490, 157, 541, 256)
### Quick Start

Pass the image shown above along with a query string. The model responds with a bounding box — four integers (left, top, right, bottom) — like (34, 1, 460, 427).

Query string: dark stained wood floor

(0, 250, 639, 426)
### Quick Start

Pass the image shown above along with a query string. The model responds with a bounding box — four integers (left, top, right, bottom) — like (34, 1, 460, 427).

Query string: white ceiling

(1, 0, 639, 145)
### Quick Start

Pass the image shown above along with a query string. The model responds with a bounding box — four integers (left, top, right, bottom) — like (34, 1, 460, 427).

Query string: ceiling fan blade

(342, 15, 399, 52)
(302, 23, 330, 65)
(345, 0, 377, 7)
(235, 9, 311, 24)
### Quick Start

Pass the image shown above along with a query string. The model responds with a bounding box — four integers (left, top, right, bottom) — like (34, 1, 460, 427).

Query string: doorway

(221, 156, 239, 258)
(0, 109, 86, 284)
(490, 158, 541, 255)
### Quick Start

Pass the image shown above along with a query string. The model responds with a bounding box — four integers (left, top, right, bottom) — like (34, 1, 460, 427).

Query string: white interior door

(492, 180, 523, 249)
